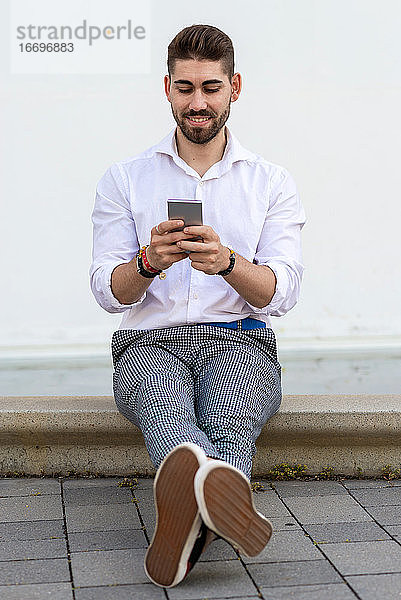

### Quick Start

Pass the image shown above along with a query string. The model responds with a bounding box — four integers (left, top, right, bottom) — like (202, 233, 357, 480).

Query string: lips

(186, 116, 212, 126)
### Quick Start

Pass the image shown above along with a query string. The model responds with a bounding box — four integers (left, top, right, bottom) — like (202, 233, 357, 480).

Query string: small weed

(251, 481, 266, 492)
(266, 463, 307, 481)
(381, 464, 401, 481)
(315, 467, 336, 480)
(117, 477, 138, 490)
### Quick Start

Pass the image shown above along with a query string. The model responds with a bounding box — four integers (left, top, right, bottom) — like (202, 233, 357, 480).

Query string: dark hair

(167, 24, 234, 81)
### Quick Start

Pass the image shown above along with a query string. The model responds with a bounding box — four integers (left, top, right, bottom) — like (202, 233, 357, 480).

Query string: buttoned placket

(186, 175, 206, 324)
(184, 163, 232, 325)
(167, 133, 234, 325)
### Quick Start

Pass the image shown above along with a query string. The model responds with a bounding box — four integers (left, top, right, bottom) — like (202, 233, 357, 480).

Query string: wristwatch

(217, 248, 236, 276)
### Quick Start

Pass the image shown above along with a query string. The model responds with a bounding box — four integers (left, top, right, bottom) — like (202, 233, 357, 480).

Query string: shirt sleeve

(248, 167, 306, 317)
(89, 162, 147, 314)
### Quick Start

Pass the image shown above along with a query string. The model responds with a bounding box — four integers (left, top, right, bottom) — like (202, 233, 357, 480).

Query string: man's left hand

(177, 226, 231, 275)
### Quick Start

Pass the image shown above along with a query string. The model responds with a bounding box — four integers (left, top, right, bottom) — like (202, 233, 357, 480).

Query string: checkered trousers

(111, 324, 282, 479)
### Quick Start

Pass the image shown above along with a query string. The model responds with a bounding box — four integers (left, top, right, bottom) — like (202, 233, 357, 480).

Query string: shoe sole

(195, 462, 273, 557)
(144, 443, 206, 588)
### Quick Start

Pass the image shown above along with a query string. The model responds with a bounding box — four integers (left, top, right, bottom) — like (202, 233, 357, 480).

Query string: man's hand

(146, 220, 197, 272)
(176, 225, 231, 275)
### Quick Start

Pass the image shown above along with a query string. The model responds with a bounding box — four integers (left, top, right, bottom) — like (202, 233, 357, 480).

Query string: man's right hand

(145, 220, 194, 272)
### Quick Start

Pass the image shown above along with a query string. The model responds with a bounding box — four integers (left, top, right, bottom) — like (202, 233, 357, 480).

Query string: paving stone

(282, 494, 371, 524)
(320, 540, 401, 575)
(384, 524, 401, 539)
(0, 478, 60, 497)
(242, 530, 321, 564)
(63, 486, 133, 506)
(342, 480, 401, 489)
(1, 557, 70, 585)
(0, 582, 73, 599)
(134, 488, 156, 533)
(364, 505, 401, 525)
(0, 496, 63, 522)
(0, 519, 64, 541)
(272, 480, 348, 497)
(259, 583, 358, 599)
(62, 478, 122, 489)
(251, 491, 295, 517)
(348, 486, 401, 506)
(65, 503, 141, 533)
(346, 573, 401, 600)
(68, 529, 147, 552)
(247, 559, 342, 587)
(304, 521, 391, 543)
(167, 560, 256, 599)
(74, 583, 165, 599)
(70, 548, 148, 586)
(0, 537, 67, 561)
(269, 517, 302, 531)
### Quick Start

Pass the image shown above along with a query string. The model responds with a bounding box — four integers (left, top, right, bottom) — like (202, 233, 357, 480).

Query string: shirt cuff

(245, 261, 289, 316)
(103, 262, 147, 312)
(264, 261, 289, 314)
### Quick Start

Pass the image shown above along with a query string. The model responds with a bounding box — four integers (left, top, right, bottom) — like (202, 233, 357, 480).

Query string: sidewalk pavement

(1, 477, 401, 599)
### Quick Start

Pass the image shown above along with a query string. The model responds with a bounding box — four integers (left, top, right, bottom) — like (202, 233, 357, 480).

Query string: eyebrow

(173, 79, 224, 86)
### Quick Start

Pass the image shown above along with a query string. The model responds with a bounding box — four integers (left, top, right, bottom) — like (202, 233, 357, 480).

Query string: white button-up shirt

(90, 126, 306, 331)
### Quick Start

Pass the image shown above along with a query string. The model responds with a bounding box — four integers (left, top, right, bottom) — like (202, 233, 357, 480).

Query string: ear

(230, 72, 242, 103)
(164, 74, 172, 103)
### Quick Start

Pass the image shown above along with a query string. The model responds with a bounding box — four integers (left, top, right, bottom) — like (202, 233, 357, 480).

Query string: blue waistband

(197, 317, 266, 330)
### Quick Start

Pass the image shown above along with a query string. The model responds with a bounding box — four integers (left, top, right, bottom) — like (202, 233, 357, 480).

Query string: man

(90, 24, 306, 588)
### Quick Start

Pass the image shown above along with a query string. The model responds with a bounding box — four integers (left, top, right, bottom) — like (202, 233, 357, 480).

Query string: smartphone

(167, 199, 203, 242)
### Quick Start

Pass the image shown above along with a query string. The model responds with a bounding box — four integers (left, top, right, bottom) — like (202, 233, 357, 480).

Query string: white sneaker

(194, 459, 273, 557)
(144, 443, 208, 588)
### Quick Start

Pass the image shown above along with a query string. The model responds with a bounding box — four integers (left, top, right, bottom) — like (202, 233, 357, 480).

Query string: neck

(175, 127, 227, 177)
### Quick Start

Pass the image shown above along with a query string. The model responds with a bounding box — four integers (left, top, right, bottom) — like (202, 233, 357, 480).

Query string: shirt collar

(154, 125, 256, 179)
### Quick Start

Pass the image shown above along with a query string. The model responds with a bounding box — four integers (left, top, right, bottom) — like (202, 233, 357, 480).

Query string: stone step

(1, 395, 400, 477)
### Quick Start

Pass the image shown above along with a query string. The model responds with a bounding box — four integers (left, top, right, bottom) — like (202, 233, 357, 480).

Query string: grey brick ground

(304, 521, 391, 543)
(342, 479, 401, 489)
(0, 476, 400, 600)
(346, 573, 401, 599)
(319, 540, 401, 575)
(280, 494, 372, 524)
(363, 504, 401, 525)
(271, 480, 349, 497)
(384, 524, 401, 539)
(260, 583, 357, 599)
(0, 582, 73, 599)
(348, 486, 401, 506)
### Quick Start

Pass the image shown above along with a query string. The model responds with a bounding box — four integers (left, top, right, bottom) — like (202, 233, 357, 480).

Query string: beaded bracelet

(137, 245, 166, 280)
(216, 248, 236, 276)
(141, 245, 160, 274)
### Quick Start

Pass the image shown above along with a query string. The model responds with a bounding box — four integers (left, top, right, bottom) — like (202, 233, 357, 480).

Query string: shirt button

(199, 181, 204, 186)
(193, 293, 198, 300)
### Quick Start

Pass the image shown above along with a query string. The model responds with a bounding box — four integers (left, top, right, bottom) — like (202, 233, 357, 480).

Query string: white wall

(1, 0, 400, 351)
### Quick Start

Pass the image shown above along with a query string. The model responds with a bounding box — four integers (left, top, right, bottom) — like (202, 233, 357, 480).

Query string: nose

(188, 88, 208, 112)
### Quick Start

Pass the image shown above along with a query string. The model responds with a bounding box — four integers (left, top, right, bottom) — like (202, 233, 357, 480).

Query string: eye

(204, 88, 219, 93)
(177, 88, 192, 93)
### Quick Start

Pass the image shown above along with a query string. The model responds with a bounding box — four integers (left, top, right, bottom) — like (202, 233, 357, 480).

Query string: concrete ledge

(1, 395, 400, 476)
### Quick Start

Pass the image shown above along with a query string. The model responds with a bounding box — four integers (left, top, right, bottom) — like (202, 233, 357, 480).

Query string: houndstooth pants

(111, 324, 282, 479)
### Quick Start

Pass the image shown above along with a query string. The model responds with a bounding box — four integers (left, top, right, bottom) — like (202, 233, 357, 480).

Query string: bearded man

(90, 23, 306, 588)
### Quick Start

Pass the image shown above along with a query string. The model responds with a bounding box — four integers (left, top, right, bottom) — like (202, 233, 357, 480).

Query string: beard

(171, 100, 231, 145)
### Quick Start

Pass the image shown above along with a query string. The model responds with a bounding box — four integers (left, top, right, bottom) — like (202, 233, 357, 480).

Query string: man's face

(164, 59, 240, 145)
